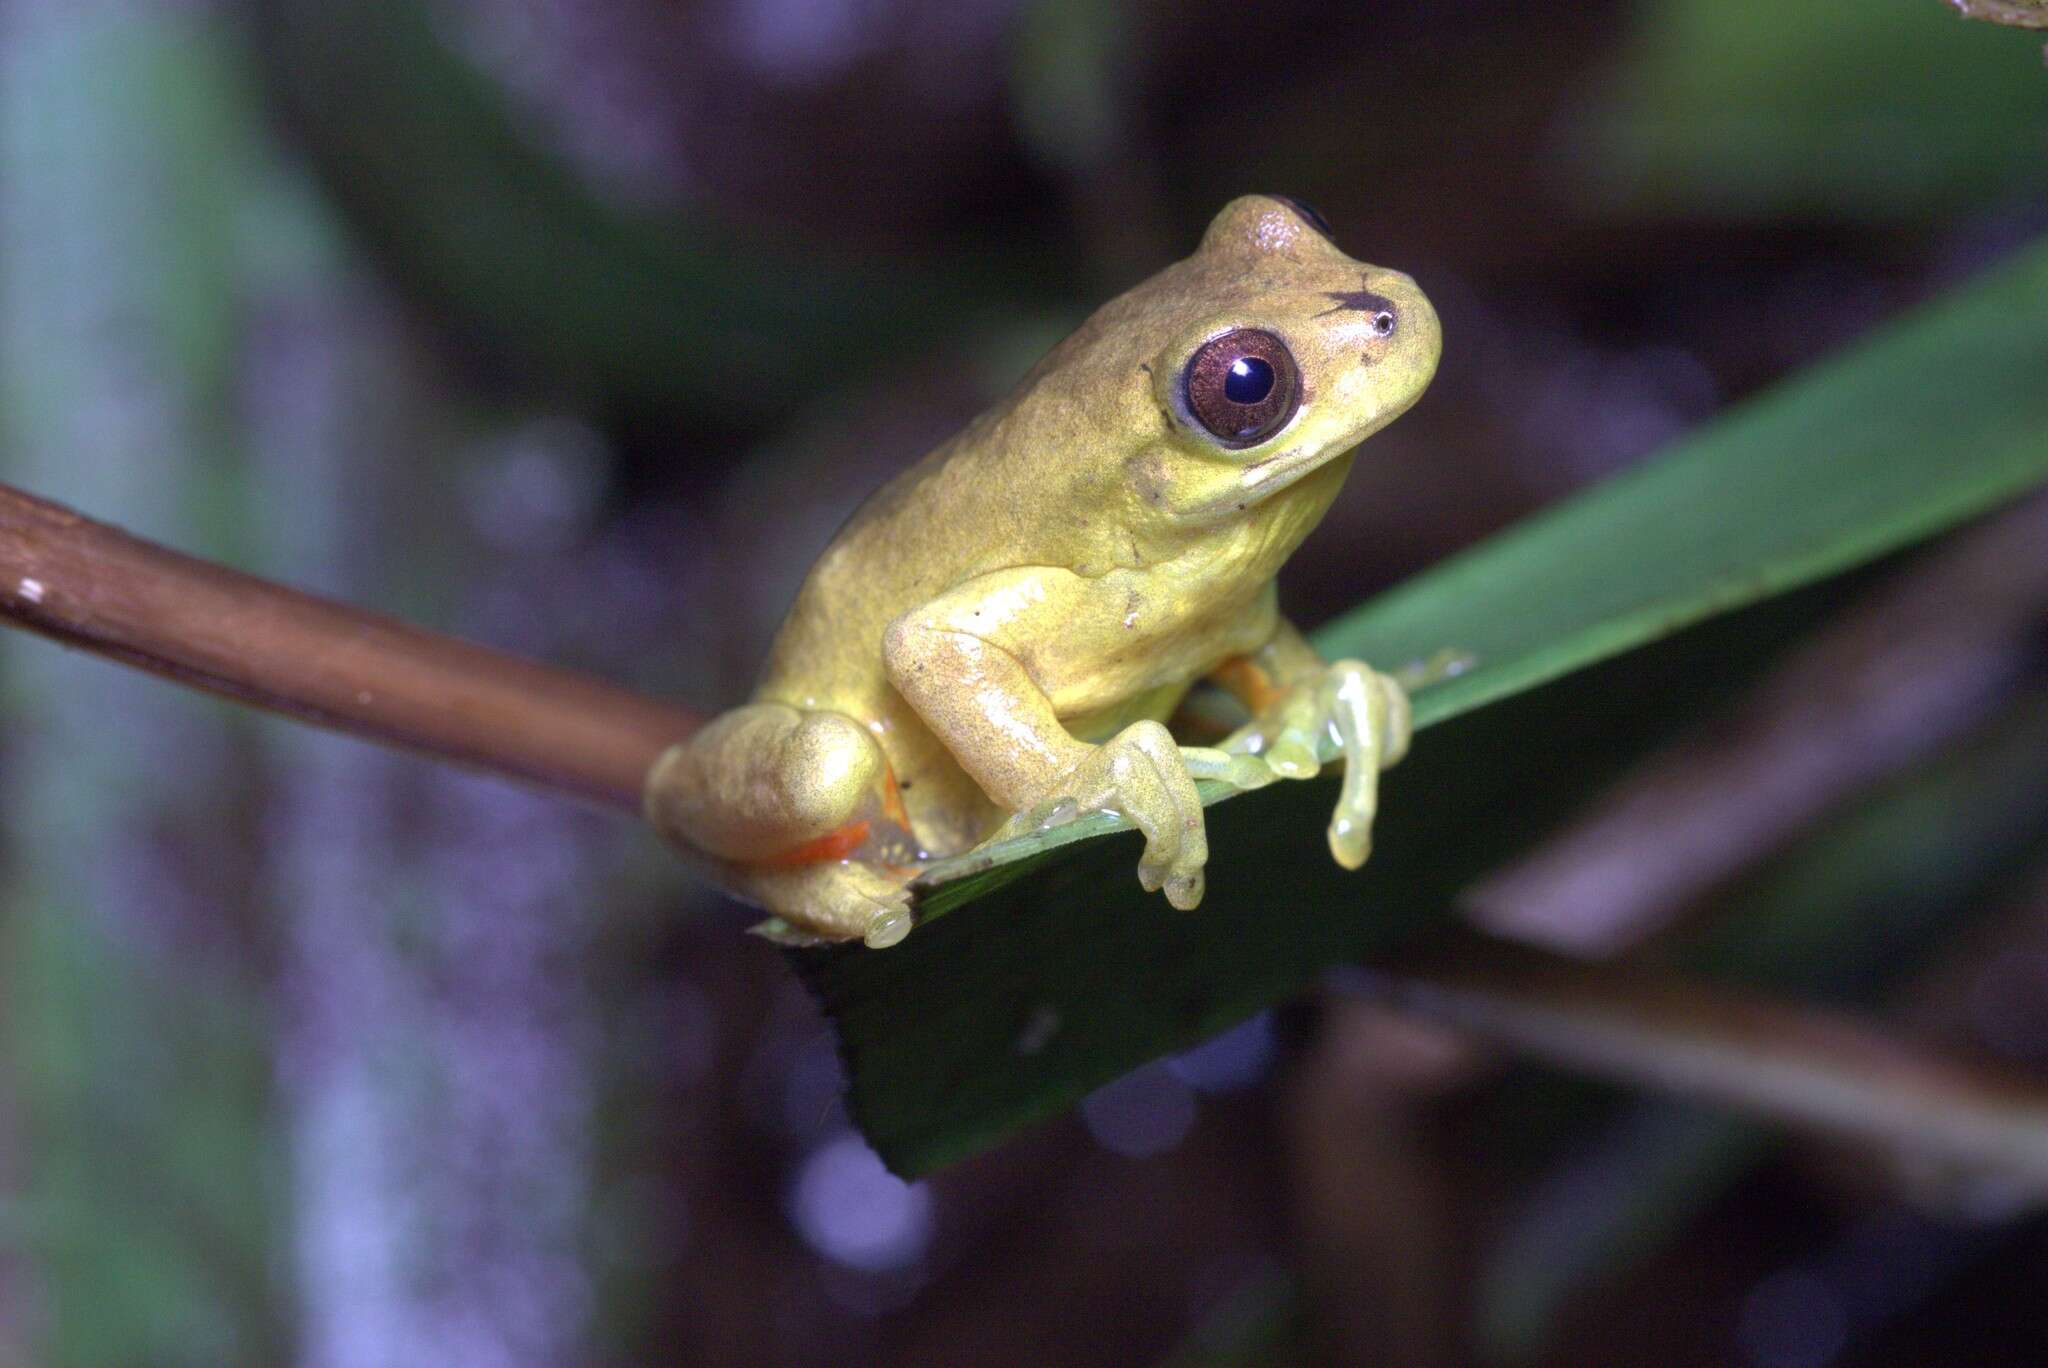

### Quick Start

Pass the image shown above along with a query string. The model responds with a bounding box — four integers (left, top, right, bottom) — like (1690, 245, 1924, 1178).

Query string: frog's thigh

(644, 702, 883, 863)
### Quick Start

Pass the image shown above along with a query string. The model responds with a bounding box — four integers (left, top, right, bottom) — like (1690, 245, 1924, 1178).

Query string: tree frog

(645, 195, 1441, 948)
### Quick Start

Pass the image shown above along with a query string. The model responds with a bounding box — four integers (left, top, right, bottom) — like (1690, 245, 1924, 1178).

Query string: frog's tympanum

(645, 196, 1441, 947)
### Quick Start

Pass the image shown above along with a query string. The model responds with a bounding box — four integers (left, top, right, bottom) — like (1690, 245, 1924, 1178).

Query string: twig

(1337, 936, 2048, 1194)
(1947, 0, 2048, 31)
(1465, 491, 2048, 954)
(0, 483, 701, 811)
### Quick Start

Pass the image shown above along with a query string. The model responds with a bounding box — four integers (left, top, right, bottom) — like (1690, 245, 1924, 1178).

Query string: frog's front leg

(885, 569, 1246, 910)
(1210, 619, 1412, 868)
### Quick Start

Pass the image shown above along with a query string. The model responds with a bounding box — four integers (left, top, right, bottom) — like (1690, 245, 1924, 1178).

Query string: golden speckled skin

(646, 196, 1441, 946)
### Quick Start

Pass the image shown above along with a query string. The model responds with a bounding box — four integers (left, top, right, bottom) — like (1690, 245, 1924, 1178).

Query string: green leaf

(797, 233, 2048, 1178)
(255, 0, 1035, 417)
(1571, 0, 2048, 219)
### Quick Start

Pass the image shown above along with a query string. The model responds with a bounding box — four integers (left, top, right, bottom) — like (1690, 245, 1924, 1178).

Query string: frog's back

(752, 417, 1018, 715)
(746, 422, 1052, 846)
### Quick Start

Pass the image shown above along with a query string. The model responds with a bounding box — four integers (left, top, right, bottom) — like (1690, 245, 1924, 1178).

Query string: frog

(644, 195, 1441, 948)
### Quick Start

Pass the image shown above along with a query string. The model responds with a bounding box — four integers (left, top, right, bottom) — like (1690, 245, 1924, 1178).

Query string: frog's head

(1123, 195, 1440, 524)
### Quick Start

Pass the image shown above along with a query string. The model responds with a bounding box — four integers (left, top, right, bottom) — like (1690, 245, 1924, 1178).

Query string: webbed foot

(993, 719, 1257, 910)
(1221, 659, 1411, 868)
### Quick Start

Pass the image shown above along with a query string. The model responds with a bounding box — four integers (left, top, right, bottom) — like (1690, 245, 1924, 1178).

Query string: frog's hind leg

(645, 703, 888, 860)
(643, 703, 917, 946)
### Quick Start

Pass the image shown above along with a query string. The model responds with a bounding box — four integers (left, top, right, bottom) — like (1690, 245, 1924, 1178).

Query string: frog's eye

(1182, 328, 1302, 449)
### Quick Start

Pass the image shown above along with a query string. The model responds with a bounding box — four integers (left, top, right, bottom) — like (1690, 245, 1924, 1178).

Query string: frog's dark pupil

(1224, 356, 1275, 404)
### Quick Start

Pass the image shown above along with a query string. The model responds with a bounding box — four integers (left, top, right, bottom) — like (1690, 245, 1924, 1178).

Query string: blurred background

(2, 0, 2046, 1363)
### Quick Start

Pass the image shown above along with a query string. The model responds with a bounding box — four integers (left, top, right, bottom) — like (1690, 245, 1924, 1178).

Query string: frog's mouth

(1181, 436, 1357, 521)
(1242, 443, 1341, 495)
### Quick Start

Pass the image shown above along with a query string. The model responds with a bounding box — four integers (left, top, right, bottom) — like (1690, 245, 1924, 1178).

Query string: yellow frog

(645, 196, 1441, 947)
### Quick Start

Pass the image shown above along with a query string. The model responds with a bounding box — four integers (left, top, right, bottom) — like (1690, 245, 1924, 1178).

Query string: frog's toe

(993, 794, 1083, 842)
(1266, 739, 1322, 780)
(1355, 662, 1412, 767)
(1320, 660, 1409, 869)
(1213, 659, 1412, 871)
(733, 859, 918, 948)
(1218, 687, 1326, 779)
(1180, 746, 1277, 792)
(1094, 721, 1209, 909)
(832, 865, 917, 948)
(861, 889, 916, 949)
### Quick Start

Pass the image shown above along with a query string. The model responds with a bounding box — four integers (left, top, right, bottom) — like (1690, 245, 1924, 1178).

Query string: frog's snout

(1348, 269, 1440, 380)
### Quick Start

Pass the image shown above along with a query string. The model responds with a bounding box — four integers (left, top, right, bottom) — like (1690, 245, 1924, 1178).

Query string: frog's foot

(730, 858, 918, 949)
(996, 719, 1227, 910)
(1221, 659, 1411, 868)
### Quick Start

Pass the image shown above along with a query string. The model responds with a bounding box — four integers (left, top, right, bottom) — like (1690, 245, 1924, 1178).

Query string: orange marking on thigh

(763, 820, 871, 867)
(1213, 656, 1285, 713)
(878, 764, 914, 832)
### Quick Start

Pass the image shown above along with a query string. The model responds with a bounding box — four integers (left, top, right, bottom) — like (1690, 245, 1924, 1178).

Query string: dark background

(1, 0, 2045, 1363)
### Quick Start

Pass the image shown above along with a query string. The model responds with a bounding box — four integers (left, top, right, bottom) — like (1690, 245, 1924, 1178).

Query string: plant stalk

(0, 482, 701, 811)
(1342, 936, 2048, 1193)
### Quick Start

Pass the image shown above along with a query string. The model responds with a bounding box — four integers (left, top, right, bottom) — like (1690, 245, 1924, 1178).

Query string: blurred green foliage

(1579, 0, 2048, 217)
(1, 9, 287, 1362)
(255, 0, 1043, 419)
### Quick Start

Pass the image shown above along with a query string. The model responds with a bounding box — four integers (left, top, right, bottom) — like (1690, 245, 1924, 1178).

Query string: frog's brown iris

(1182, 328, 1301, 448)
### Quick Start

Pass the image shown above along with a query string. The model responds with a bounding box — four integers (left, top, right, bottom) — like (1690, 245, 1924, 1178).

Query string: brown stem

(0, 483, 702, 811)
(1343, 936, 2048, 1193)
